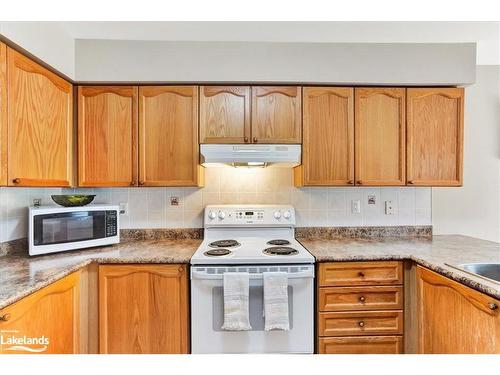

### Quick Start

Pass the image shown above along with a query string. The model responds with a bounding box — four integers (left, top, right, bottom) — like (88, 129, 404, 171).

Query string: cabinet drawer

(319, 261, 403, 287)
(319, 336, 403, 354)
(319, 286, 404, 312)
(319, 310, 403, 337)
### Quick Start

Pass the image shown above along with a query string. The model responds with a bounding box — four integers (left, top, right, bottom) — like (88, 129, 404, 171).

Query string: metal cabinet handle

(0, 313, 11, 322)
(130, 181, 136, 186)
(489, 303, 498, 310)
(359, 296, 366, 303)
(358, 321, 365, 328)
(358, 271, 365, 277)
(408, 180, 414, 185)
(253, 137, 258, 143)
(12, 178, 20, 184)
(139, 181, 145, 186)
(244, 136, 249, 143)
(356, 180, 362, 185)
(347, 180, 354, 185)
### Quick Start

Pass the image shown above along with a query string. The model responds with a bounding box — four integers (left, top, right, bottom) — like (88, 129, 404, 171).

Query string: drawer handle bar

(191, 269, 314, 280)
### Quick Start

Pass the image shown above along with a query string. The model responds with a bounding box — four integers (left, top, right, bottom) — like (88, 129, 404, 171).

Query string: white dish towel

(263, 272, 290, 331)
(221, 272, 252, 331)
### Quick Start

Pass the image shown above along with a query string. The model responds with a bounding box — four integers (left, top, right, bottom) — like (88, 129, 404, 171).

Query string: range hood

(200, 144, 301, 167)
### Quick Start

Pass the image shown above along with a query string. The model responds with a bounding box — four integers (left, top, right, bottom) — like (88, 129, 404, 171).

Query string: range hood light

(232, 162, 267, 168)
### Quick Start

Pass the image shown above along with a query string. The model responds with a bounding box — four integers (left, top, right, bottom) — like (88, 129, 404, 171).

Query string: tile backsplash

(0, 167, 431, 242)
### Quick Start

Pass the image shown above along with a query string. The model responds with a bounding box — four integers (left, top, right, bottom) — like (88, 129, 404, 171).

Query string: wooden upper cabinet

(78, 86, 138, 187)
(0, 272, 80, 354)
(355, 88, 406, 186)
(7, 48, 73, 187)
(200, 86, 250, 143)
(251, 86, 302, 143)
(0, 42, 6, 186)
(417, 266, 499, 354)
(139, 86, 202, 186)
(295, 87, 354, 186)
(407, 88, 464, 186)
(99, 264, 189, 354)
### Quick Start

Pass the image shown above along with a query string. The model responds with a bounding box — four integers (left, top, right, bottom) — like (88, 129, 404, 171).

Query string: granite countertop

(1, 233, 499, 310)
(300, 235, 500, 299)
(0, 238, 201, 310)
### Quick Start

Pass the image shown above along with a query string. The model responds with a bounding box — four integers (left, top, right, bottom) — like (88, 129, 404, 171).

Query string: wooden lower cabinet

(417, 266, 499, 354)
(319, 336, 403, 354)
(98, 264, 189, 354)
(0, 272, 80, 354)
(317, 261, 404, 354)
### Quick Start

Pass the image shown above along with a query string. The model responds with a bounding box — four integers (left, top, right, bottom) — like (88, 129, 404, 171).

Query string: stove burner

(263, 246, 299, 256)
(209, 240, 240, 248)
(267, 239, 291, 246)
(204, 249, 232, 257)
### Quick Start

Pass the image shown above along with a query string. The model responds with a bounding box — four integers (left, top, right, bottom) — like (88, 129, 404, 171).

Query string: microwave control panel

(105, 210, 118, 237)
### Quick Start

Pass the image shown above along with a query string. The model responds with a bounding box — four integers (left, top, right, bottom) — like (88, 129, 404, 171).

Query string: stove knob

(218, 211, 226, 220)
(273, 211, 281, 219)
(283, 210, 292, 220)
(208, 211, 217, 220)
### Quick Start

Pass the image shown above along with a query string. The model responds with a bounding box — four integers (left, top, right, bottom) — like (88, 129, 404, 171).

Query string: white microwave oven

(28, 205, 120, 256)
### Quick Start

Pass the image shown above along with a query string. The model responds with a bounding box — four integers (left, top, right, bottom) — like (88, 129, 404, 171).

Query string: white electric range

(190, 205, 315, 354)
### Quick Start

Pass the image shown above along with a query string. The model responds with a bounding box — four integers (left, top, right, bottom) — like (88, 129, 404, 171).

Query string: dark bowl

(51, 195, 96, 207)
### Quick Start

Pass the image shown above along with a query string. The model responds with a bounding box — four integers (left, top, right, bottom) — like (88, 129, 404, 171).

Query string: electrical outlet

(32, 198, 41, 207)
(119, 202, 128, 215)
(351, 200, 361, 214)
(385, 200, 394, 215)
(170, 196, 179, 206)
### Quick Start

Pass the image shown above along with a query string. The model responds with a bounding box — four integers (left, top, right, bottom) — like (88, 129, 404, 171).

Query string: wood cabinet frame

(7, 47, 74, 187)
(354, 87, 406, 186)
(139, 86, 202, 186)
(0, 42, 6, 186)
(407, 88, 464, 186)
(78, 86, 138, 187)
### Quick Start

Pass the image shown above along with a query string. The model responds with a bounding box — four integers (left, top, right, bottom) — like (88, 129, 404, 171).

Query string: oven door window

(33, 211, 106, 246)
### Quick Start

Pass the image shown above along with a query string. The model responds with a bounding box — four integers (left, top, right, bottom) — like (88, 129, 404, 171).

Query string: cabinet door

(7, 48, 73, 187)
(78, 86, 138, 187)
(0, 42, 6, 186)
(251, 86, 301, 143)
(0, 272, 80, 354)
(200, 86, 250, 143)
(355, 88, 405, 186)
(407, 88, 464, 186)
(417, 266, 499, 354)
(139, 86, 201, 186)
(99, 264, 189, 354)
(296, 87, 354, 186)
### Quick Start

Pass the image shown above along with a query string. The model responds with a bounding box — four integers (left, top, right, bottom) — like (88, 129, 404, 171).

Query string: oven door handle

(191, 269, 314, 280)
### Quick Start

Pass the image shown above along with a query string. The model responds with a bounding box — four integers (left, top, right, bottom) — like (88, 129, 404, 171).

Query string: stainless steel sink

(448, 263, 500, 284)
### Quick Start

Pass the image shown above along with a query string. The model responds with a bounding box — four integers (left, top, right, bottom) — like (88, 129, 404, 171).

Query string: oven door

(190, 264, 314, 354)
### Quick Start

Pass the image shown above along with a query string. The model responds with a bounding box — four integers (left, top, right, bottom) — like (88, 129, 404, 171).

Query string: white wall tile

(0, 168, 432, 241)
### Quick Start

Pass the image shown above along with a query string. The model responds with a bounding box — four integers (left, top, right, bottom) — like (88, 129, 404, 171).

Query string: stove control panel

(204, 205, 295, 227)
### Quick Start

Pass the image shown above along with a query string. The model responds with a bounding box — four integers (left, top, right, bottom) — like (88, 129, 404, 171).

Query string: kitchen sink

(448, 263, 500, 284)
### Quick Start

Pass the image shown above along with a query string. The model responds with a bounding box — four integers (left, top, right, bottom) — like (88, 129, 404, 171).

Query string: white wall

(75, 40, 475, 84)
(0, 169, 432, 242)
(0, 22, 75, 78)
(432, 66, 500, 242)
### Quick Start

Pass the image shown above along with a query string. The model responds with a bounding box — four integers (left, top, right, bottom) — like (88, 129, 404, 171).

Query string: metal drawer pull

(0, 313, 11, 322)
(358, 271, 365, 277)
(359, 296, 366, 303)
(489, 303, 498, 310)
(358, 321, 365, 328)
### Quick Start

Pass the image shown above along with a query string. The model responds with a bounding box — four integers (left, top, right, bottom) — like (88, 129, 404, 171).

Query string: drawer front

(319, 286, 404, 312)
(319, 261, 403, 287)
(319, 336, 403, 354)
(319, 310, 403, 337)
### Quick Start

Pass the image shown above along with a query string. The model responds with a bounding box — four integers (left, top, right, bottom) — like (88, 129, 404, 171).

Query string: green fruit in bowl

(51, 195, 96, 207)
